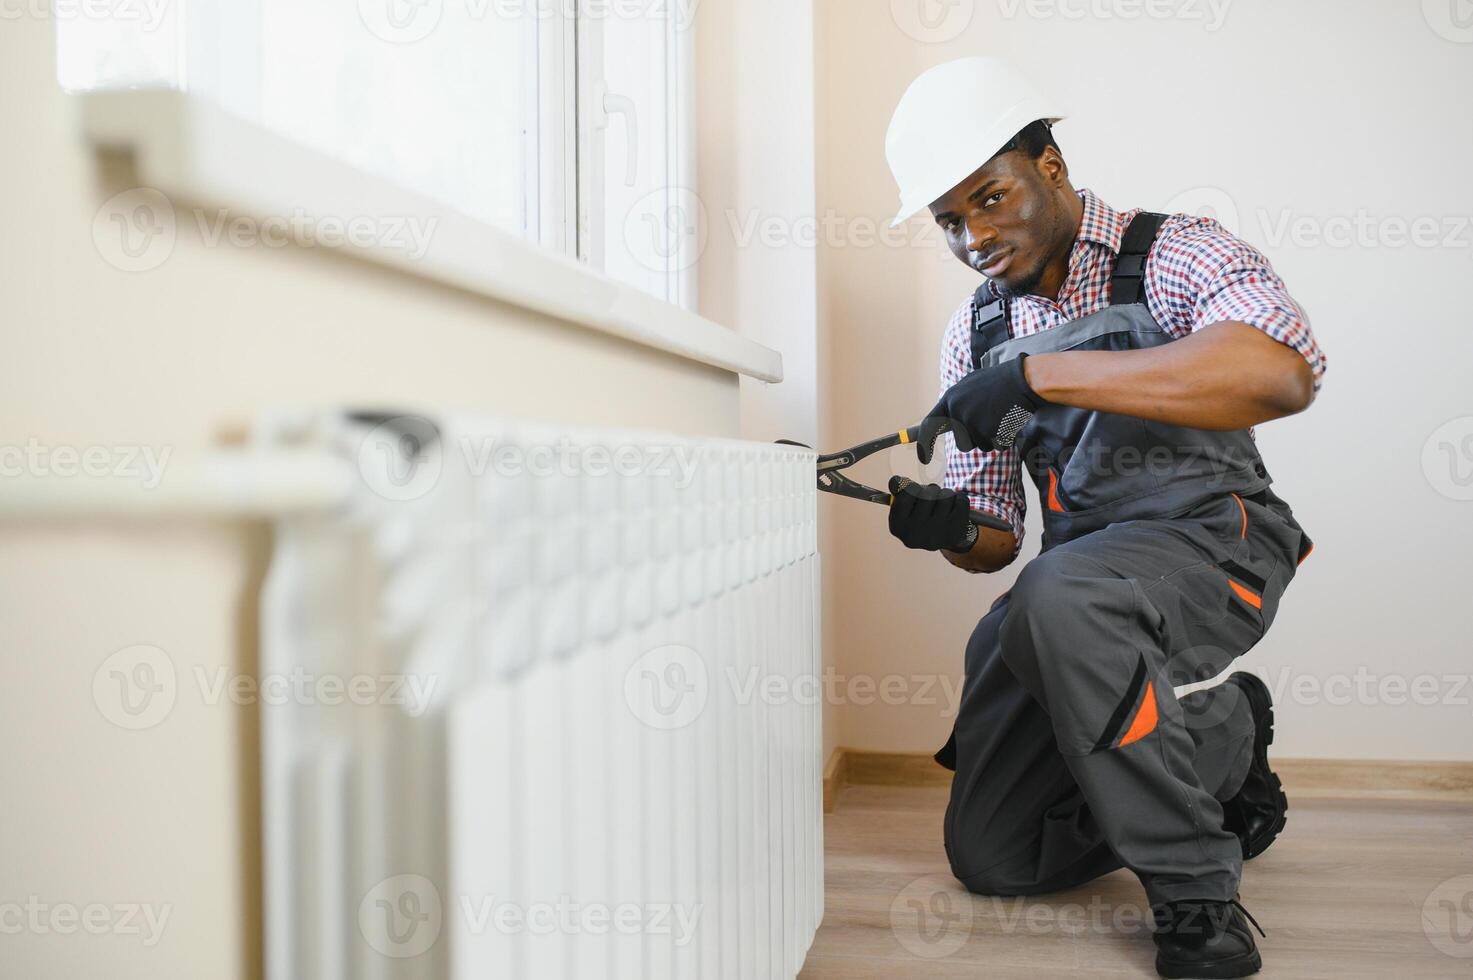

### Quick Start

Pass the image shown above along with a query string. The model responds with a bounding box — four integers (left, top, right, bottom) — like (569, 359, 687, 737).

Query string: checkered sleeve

(938, 298, 1027, 554)
(1148, 215, 1328, 392)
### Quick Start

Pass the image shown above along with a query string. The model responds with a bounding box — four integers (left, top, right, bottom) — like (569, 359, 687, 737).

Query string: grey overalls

(935, 212, 1314, 906)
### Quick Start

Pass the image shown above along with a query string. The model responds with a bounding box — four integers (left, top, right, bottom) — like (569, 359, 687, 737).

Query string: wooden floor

(799, 783, 1473, 979)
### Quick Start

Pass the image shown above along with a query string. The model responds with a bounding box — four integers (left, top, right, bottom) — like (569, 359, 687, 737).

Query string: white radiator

(260, 411, 823, 980)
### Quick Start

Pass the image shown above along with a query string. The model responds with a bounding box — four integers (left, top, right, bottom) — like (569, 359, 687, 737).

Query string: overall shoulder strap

(1110, 211, 1168, 306)
(969, 283, 1010, 369)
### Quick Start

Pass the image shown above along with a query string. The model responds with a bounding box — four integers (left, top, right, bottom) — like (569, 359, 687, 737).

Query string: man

(882, 57, 1325, 979)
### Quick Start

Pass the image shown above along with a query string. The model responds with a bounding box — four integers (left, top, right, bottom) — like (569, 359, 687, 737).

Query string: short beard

(990, 261, 1046, 300)
(988, 197, 1069, 300)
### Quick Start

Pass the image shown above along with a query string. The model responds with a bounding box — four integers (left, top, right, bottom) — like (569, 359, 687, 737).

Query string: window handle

(592, 80, 639, 187)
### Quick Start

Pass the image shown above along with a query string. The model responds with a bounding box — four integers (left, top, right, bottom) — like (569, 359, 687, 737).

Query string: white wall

(818, 0, 1473, 761)
(697, 0, 827, 755)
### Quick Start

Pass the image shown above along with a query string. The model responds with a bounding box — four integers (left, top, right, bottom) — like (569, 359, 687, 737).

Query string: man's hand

(887, 477, 974, 553)
(924, 354, 1045, 454)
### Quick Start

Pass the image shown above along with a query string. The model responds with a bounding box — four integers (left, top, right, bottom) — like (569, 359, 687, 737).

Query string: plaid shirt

(939, 187, 1327, 552)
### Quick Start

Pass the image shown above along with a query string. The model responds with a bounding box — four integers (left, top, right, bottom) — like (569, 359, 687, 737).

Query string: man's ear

(1037, 146, 1068, 188)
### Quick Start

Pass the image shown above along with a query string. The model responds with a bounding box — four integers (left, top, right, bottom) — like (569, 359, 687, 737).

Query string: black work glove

(887, 477, 974, 553)
(921, 354, 1044, 457)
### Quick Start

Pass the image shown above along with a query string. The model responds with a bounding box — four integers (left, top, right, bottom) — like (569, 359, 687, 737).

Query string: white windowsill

(78, 89, 783, 384)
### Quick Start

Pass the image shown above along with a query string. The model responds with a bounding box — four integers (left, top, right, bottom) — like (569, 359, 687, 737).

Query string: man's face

(929, 149, 1071, 299)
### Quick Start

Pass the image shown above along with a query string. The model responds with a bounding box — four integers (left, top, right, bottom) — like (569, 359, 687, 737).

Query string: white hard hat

(885, 57, 1065, 228)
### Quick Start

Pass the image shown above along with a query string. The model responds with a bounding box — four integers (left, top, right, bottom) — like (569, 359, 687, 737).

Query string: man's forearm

(935, 324, 1311, 575)
(1023, 321, 1314, 430)
(942, 525, 1018, 573)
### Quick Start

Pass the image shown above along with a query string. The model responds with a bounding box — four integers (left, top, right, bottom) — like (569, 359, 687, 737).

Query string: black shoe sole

(1156, 947, 1263, 979)
(1230, 671, 1287, 861)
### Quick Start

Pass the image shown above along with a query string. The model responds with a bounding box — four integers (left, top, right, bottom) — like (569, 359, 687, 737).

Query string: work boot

(1153, 898, 1265, 978)
(1220, 671, 1288, 860)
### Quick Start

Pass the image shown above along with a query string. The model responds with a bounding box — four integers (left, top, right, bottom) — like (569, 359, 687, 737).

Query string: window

(578, 2, 698, 308)
(57, 0, 697, 309)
